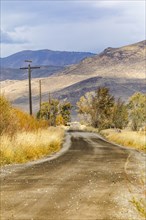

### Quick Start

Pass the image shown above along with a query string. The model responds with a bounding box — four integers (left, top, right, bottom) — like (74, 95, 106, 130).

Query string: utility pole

(48, 92, 51, 125)
(39, 79, 42, 113)
(49, 92, 51, 104)
(20, 60, 40, 115)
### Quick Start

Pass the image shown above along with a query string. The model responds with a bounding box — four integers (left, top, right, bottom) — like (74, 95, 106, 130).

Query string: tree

(92, 87, 114, 130)
(38, 99, 59, 126)
(56, 114, 64, 126)
(77, 92, 95, 125)
(77, 87, 114, 130)
(37, 98, 72, 126)
(60, 102, 72, 125)
(112, 98, 128, 129)
(127, 92, 146, 131)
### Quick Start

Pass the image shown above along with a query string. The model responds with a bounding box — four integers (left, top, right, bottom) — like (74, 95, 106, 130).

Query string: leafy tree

(77, 92, 95, 125)
(60, 102, 72, 125)
(92, 87, 114, 130)
(127, 92, 146, 131)
(37, 99, 72, 126)
(112, 98, 128, 129)
(38, 99, 59, 126)
(56, 114, 64, 126)
(77, 87, 114, 130)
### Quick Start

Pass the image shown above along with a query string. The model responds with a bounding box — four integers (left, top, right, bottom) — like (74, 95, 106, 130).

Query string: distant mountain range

(0, 50, 95, 68)
(0, 66, 65, 81)
(0, 50, 95, 80)
(1, 40, 146, 118)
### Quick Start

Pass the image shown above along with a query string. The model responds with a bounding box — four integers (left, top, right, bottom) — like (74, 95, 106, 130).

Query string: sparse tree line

(1, 87, 145, 134)
(77, 87, 146, 131)
(37, 86, 146, 132)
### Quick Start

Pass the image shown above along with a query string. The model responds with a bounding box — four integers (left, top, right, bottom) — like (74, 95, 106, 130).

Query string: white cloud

(90, 0, 123, 8)
(1, 29, 29, 44)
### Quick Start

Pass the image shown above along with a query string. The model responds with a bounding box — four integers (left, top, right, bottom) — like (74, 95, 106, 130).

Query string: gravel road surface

(0, 131, 145, 220)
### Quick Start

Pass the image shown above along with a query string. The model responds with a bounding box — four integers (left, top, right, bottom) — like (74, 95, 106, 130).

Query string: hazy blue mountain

(1, 50, 96, 68)
(0, 66, 65, 81)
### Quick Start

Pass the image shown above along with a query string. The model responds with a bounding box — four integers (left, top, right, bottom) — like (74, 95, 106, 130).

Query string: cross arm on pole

(20, 67, 29, 70)
(20, 66, 40, 70)
(30, 66, 40, 69)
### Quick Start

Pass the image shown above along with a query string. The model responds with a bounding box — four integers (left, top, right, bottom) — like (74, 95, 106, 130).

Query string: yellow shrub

(13, 108, 48, 132)
(0, 95, 16, 135)
(56, 114, 64, 126)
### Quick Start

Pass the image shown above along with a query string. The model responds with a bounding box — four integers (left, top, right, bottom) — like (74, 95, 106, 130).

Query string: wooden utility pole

(49, 92, 51, 104)
(48, 92, 51, 125)
(39, 80, 42, 113)
(20, 61, 40, 115)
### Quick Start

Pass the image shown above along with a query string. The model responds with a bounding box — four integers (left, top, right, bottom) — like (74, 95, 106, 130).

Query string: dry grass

(131, 197, 146, 218)
(100, 129, 146, 152)
(83, 126, 99, 133)
(0, 127, 64, 166)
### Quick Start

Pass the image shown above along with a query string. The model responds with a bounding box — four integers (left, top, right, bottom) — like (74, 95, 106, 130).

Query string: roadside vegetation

(0, 95, 68, 166)
(37, 98, 72, 126)
(0, 128, 64, 165)
(77, 87, 146, 152)
(100, 129, 146, 152)
(131, 197, 146, 218)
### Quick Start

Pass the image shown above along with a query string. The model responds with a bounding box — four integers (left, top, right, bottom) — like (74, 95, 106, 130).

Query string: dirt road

(0, 131, 145, 220)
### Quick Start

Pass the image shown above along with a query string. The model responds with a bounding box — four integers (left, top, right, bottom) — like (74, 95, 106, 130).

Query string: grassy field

(0, 127, 64, 166)
(100, 129, 146, 153)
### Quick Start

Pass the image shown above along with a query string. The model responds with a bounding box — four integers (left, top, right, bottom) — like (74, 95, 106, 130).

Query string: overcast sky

(1, 0, 145, 57)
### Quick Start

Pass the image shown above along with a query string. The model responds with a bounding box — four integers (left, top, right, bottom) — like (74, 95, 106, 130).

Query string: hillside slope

(58, 40, 146, 79)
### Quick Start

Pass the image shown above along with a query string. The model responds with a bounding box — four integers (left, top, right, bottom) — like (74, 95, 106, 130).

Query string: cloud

(91, 0, 123, 8)
(1, 29, 29, 44)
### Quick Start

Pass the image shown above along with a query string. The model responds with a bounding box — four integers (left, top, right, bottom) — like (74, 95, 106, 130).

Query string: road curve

(0, 131, 145, 220)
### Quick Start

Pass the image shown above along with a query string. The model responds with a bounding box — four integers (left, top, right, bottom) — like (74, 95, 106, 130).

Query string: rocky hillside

(59, 40, 146, 79)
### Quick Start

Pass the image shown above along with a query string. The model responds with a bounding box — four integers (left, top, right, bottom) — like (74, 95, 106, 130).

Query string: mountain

(0, 50, 96, 68)
(58, 40, 146, 79)
(1, 40, 145, 118)
(0, 49, 95, 80)
(0, 66, 65, 81)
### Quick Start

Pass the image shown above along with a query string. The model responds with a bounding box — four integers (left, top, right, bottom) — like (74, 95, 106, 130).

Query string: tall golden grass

(0, 95, 48, 135)
(100, 129, 146, 152)
(0, 95, 65, 165)
(0, 127, 64, 165)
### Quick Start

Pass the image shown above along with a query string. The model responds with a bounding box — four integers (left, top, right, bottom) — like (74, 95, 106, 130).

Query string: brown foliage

(0, 95, 48, 136)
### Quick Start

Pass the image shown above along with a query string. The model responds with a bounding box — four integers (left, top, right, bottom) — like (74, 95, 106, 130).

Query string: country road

(0, 131, 145, 220)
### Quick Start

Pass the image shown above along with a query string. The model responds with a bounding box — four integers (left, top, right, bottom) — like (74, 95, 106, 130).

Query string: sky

(1, 0, 145, 57)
